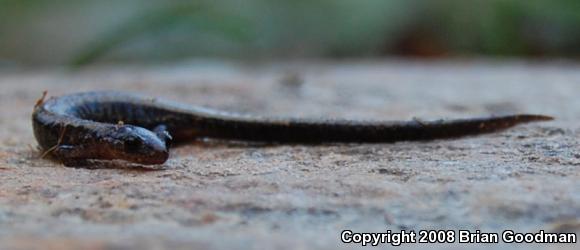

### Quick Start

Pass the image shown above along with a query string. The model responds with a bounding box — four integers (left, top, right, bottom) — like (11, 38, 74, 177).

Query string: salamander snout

(109, 125, 170, 165)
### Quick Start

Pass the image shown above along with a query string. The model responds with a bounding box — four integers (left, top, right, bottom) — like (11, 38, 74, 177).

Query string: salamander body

(32, 91, 553, 166)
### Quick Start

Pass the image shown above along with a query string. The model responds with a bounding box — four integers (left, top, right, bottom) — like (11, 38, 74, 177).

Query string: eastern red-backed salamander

(32, 91, 553, 166)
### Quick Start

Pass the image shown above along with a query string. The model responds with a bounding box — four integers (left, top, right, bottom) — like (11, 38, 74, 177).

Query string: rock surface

(0, 60, 578, 249)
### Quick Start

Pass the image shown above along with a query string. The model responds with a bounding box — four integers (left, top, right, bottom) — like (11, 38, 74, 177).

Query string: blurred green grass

(1, 0, 580, 66)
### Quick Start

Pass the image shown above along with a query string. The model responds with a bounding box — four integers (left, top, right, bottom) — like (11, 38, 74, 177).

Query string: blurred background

(2, 0, 580, 67)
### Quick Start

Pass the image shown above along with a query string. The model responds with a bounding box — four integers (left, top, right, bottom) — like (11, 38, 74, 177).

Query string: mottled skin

(32, 91, 553, 166)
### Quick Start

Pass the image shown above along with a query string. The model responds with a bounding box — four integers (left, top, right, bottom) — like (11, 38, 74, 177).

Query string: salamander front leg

(153, 124, 173, 147)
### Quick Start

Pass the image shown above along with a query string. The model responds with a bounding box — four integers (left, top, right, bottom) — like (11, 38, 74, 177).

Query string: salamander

(32, 91, 553, 166)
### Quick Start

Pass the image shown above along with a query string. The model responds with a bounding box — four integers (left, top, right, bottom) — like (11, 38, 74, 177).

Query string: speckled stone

(0, 60, 578, 250)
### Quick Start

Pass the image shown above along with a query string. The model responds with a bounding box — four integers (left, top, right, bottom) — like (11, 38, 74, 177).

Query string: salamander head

(103, 125, 169, 165)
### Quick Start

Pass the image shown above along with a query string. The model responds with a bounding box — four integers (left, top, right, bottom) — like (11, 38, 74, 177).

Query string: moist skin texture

(32, 91, 553, 166)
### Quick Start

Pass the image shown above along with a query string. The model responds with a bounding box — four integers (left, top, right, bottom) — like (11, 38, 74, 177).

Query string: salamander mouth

(104, 148, 169, 165)
(126, 153, 169, 165)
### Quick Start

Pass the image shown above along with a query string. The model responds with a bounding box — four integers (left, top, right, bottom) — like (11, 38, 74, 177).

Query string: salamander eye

(124, 137, 142, 152)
